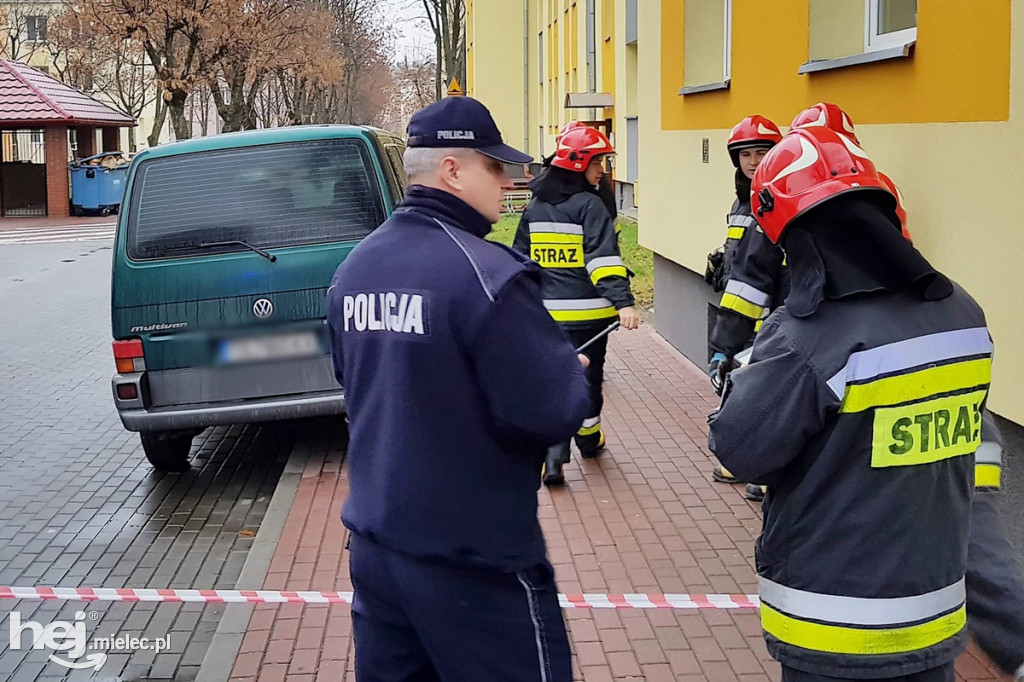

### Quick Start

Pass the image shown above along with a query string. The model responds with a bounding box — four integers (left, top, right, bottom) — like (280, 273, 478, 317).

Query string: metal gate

(1, 129, 48, 216)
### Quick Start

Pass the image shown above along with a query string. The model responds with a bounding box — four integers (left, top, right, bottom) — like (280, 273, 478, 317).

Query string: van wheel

(139, 431, 193, 472)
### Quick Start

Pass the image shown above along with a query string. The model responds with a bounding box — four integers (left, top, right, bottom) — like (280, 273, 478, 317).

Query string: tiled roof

(0, 59, 136, 127)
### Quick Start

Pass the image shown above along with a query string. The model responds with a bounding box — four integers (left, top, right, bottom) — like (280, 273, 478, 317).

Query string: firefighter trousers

(564, 325, 608, 457)
(781, 663, 955, 682)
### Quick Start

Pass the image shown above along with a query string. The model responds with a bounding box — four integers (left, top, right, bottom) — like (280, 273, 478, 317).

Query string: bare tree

(380, 56, 435, 132)
(0, 1, 62, 63)
(199, 0, 339, 133)
(419, 0, 465, 99)
(79, 0, 214, 141)
(273, 0, 390, 127)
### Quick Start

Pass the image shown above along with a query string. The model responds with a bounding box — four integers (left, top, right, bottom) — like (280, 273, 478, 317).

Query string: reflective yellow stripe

(720, 293, 765, 321)
(761, 603, 966, 656)
(754, 319, 764, 332)
(532, 244, 584, 268)
(577, 419, 601, 436)
(548, 307, 617, 323)
(870, 390, 986, 469)
(840, 359, 992, 414)
(727, 227, 745, 240)
(976, 463, 1002, 488)
(530, 232, 584, 245)
(590, 265, 628, 284)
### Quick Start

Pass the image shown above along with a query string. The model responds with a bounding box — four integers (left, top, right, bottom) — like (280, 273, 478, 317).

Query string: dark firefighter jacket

(709, 196, 993, 677)
(513, 168, 633, 330)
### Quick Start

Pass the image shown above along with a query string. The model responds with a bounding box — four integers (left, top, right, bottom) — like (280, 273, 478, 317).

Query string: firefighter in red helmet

(791, 103, 912, 241)
(706, 115, 786, 502)
(514, 125, 638, 485)
(788, 103, 1024, 681)
(711, 125, 1024, 681)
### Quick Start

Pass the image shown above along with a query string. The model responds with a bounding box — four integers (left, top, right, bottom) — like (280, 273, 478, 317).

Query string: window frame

(383, 143, 407, 202)
(26, 16, 47, 43)
(125, 139, 387, 262)
(723, 0, 733, 82)
(865, 0, 917, 52)
(679, 0, 732, 94)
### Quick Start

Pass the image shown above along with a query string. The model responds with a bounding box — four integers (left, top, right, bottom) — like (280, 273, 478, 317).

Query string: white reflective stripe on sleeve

(544, 297, 615, 311)
(728, 214, 756, 228)
(975, 441, 1003, 466)
(757, 576, 966, 627)
(724, 280, 771, 307)
(586, 256, 625, 275)
(826, 327, 993, 400)
(529, 221, 583, 235)
(580, 417, 600, 428)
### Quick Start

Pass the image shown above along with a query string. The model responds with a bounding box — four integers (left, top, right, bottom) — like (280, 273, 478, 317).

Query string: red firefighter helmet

(552, 126, 615, 172)
(791, 102, 860, 145)
(556, 121, 586, 144)
(727, 115, 783, 167)
(879, 171, 912, 242)
(750, 126, 894, 243)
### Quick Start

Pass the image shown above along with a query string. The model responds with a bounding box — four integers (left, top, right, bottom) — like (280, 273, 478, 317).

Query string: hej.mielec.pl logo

(8, 610, 171, 671)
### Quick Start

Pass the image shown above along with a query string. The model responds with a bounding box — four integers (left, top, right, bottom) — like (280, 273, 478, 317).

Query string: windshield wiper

(197, 240, 277, 262)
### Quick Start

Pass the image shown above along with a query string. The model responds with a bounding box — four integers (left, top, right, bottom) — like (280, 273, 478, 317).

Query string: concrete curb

(195, 432, 314, 682)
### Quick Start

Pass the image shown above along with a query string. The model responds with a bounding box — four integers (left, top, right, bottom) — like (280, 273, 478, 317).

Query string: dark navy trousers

(349, 533, 571, 682)
(781, 663, 955, 682)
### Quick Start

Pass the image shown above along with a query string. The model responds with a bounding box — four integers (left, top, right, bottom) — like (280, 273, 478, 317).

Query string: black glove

(705, 246, 726, 291)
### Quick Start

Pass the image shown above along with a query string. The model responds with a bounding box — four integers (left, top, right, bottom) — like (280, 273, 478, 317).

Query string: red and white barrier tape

(0, 586, 759, 610)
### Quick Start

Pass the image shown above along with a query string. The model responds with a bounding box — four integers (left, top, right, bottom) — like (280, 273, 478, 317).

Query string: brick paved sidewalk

(218, 326, 1013, 682)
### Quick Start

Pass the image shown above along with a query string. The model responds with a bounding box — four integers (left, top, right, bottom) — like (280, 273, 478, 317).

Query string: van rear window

(127, 139, 385, 259)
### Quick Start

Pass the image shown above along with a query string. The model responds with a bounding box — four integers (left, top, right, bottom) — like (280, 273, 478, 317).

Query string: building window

(807, 0, 916, 63)
(682, 0, 731, 88)
(26, 16, 47, 43)
(866, 0, 917, 51)
(625, 0, 637, 45)
(539, 33, 545, 84)
(625, 117, 639, 183)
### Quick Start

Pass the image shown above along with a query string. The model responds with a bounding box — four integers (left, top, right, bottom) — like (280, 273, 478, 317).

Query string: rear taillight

(115, 383, 138, 400)
(113, 339, 145, 373)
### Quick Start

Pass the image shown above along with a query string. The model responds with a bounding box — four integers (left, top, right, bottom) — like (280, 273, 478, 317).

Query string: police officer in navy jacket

(327, 96, 591, 682)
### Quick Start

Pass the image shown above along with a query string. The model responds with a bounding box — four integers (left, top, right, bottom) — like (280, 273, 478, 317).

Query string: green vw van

(110, 126, 407, 471)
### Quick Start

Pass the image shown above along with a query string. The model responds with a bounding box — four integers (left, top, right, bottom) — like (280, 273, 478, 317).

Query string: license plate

(219, 331, 320, 364)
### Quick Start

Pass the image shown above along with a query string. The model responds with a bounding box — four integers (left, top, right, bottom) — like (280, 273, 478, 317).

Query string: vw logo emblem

(253, 298, 274, 319)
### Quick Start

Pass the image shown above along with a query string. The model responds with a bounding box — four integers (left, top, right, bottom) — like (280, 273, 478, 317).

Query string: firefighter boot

(745, 484, 766, 502)
(576, 428, 605, 459)
(712, 464, 741, 484)
(542, 442, 571, 486)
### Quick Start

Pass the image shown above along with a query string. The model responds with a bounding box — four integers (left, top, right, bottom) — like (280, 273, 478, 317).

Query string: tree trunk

(434, 30, 442, 99)
(167, 91, 191, 140)
(128, 127, 137, 154)
(147, 97, 169, 147)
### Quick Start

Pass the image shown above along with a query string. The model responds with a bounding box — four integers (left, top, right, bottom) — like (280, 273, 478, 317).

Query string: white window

(865, 0, 917, 51)
(682, 0, 732, 89)
(723, 0, 733, 82)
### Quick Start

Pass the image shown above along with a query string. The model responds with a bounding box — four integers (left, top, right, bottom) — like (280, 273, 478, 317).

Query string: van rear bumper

(116, 391, 346, 432)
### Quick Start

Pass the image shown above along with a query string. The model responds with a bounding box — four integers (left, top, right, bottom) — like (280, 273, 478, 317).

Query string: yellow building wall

(464, 0, 527, 151)
(467, 0, 625, 161)
(641, 0, 1024, 423)
(662, 0, 1010, 129)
